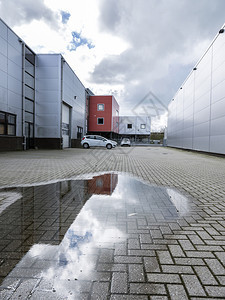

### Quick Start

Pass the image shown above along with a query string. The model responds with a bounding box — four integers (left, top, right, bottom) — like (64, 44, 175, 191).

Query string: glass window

(96, 136, 105, 140)
(140, 124, 146, 129)
(7, 114, 16, 124)
(97, 104, 104, 111)
(25, 85, 34, 100)
(25, 60, 35, 76)
(25, 72, 35, 88)
(0, 124, 5, 135)
(25, 111, 34, 123)
(0, 111, 16, 136)
(0, 112, 5, 122)
(97, 118, 104, 125)
(127, 124, 132, 129)
(25, 99, 34, 113)
(25, 46, 35, 64)
(7, 125, 15, 135)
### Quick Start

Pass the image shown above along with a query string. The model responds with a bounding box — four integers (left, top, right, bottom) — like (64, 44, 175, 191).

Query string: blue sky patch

(68, 31, 95, 51)
(61, 11, 71, 24)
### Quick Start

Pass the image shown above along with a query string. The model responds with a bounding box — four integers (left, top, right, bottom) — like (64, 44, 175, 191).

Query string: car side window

(96, 136, 104, 140)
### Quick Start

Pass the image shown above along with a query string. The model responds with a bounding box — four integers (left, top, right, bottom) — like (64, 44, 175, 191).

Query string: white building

(167, 24, 225, 155)
(0, 18, 86, 150)
(119, 116, 151, 142)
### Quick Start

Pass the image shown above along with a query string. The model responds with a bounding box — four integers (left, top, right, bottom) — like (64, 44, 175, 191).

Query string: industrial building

(0, 18, 86, 150)
(167, 24, 225, 155)
(119, 116, 151, 142)
(88, 95, 119, 139)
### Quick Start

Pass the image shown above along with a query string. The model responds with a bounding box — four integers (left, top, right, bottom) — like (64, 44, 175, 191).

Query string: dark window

(97, 118, 104, 125)
(127, 124, 132, 129)
(25, 46, 35, 65)
(0, 111, 16, 136)
(96, 136, 105, 140)
(77, 126, 83, 140)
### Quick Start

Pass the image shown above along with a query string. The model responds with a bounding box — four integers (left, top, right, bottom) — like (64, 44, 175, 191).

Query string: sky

(1, 0, 225, 131)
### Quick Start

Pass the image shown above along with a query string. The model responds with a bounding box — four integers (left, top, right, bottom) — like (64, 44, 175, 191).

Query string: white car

(81, 135, 117, 149)
(121, 138, 131, 147)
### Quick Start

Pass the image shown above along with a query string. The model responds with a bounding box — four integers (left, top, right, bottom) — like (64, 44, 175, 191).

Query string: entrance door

(62, 104, 70, 148)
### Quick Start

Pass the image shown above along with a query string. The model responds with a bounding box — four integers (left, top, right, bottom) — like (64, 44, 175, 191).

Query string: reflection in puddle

(0, 173, 190, 299)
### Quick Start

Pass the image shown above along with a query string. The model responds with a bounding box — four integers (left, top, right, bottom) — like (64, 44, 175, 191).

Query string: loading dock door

(62, 104, 70, 148)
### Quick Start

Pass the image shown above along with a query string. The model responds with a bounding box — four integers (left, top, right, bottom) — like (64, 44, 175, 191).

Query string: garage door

(62, 104, 70, 148)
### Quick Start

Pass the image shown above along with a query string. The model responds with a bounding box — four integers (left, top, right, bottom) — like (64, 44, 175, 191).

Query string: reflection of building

(0, 173, 118, 283)
(0, 179, 90, 284)
(87, 174, 118, 195)
(119, 116, 151, 142)
(88, 95, 119, 139)
(167, 25, 225, 155)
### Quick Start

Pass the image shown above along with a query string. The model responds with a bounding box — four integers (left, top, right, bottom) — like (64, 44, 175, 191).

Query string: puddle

(0, 173, 190, 299)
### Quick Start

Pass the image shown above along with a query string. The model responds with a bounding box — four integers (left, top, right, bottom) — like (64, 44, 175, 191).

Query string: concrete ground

(1, 146, 225, 299)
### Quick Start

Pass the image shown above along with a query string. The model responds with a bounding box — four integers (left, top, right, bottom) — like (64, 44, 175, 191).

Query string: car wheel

(83, 143, 89, 149)
(106, 143, 112, 149)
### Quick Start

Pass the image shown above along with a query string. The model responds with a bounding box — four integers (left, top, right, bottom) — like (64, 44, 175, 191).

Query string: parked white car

(81, 135, 117, 149)
(121, 138, 131, 147)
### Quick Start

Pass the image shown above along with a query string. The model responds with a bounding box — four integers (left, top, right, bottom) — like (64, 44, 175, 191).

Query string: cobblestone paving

(0, 146, 225, 299)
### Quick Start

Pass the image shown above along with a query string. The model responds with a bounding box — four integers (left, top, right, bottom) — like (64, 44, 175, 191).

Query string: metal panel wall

(62, 61, 86, 140)
(0, 19, 23, 136)
(35, 54, 61, 138)
(167, 26, 225, 155)
(119, 116, 151, 136)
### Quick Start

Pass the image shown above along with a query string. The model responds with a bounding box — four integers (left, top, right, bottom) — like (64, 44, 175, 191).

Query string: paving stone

(194, 266, 218, 285)
(181, 275, 206, 296)
(129, 264, 145, 282)
(147, 273, 181, 283)
(157, 251, 173, 264)
(174, 258, 205, 266)
(205, 286, 225, 297)
(114, 256, 142, 264)
(167, 284, 188, 300)
(150, 297, 169, 300)
(110, 296, 148, 300)
(130, 283, 166, 295)
(205, 258, 225, 275)
(143, 257, 160, 273)
(128, 238, 140, 250)
(168, 245, 185, 257)
(162, 265, 193, 274)
(111, 272, 128, 293)
(91, 282, 110, 300)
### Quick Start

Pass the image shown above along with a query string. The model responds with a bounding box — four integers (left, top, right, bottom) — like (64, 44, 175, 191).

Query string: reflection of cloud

(167, 188, 188, 215)
(24, 195, 126, 297)
(0, 192, 22, 214)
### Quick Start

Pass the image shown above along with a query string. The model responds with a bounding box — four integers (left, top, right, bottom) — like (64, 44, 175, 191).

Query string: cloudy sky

(1, 0, 225, 130)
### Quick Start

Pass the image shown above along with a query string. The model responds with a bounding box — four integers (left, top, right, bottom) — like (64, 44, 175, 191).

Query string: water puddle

(0, 173, 190, 299)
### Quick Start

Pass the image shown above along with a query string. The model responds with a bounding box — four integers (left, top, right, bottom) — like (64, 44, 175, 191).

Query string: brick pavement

(0, 146, 225, 299)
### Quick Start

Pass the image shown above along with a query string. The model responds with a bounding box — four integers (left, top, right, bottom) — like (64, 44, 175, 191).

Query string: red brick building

(88, 95, 119, 139)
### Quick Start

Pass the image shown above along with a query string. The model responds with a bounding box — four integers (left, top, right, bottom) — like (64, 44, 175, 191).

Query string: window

(140, 124, 146, 129)
(116, 110, 119, 116)
(97, 118, 104, 125)
(0, 111, 16, 136)
(127, 124, 132, 129)
(97, 104, 104, 111)
(77, 126, 83, 140)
